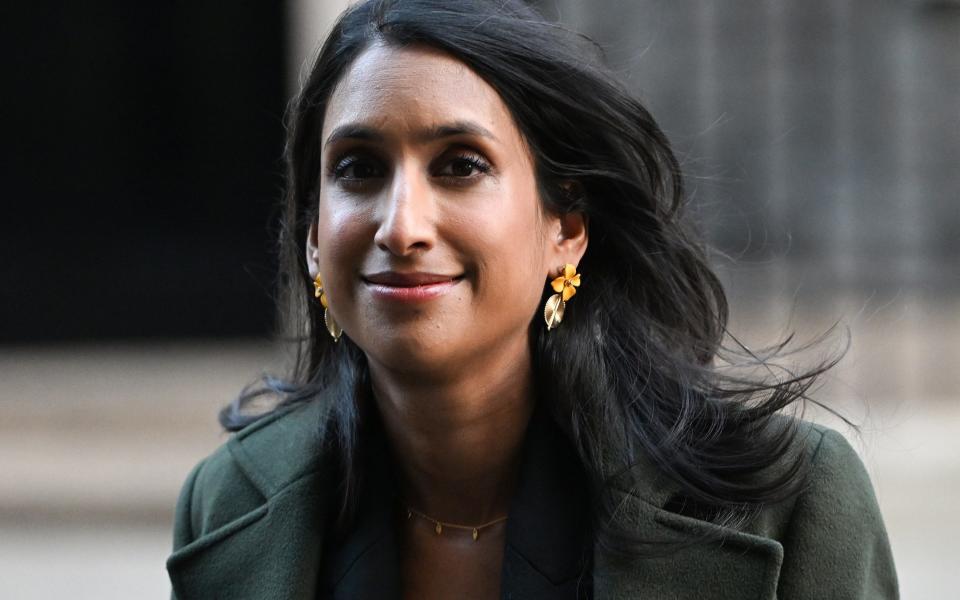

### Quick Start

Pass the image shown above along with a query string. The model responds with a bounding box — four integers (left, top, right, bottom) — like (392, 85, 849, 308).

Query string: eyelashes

(330, 155, 384, 181)
(327, 150, 493, 188)
(438, 154, 492, 178)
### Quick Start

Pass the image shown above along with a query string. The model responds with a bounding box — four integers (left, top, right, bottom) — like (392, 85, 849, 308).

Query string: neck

(368, 335, 536, 525)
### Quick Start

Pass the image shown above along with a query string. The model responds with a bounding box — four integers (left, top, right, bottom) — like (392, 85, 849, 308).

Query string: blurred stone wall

(543, 0, 959, 292)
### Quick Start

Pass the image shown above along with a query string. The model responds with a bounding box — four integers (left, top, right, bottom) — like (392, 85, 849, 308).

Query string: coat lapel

(593, 456, 784, 600)
(168, 473, 327, 598)
(167, 400, 332, 599)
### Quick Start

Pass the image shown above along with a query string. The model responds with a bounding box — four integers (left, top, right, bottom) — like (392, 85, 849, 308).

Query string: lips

(362, 270, 464, 302)
(362, 271, 461, 287)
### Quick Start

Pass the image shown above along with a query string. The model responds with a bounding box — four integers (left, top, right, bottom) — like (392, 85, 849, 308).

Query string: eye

(436, 152, 492, 179)
(330, 155, 385, 185)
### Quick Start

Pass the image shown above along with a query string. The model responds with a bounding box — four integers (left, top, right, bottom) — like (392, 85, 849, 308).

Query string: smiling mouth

(363, 271, 464, 286)
(362, 271, 464, 302)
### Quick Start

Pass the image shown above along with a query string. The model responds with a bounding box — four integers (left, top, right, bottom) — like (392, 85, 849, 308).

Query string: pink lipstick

(362, 271, 463, 303)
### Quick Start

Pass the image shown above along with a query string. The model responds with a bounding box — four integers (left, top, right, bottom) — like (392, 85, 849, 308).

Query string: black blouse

(316, 405, 594, 599)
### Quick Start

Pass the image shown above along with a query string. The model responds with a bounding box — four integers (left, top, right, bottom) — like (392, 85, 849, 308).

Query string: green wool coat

(166, 398, 898, 599)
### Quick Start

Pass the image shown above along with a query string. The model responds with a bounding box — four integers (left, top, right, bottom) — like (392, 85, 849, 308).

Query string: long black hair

(220, 0, 845, 557)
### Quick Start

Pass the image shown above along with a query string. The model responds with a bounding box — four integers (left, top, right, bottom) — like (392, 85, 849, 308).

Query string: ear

(544, 205, 589, 276)
(305, 218, 320, 280)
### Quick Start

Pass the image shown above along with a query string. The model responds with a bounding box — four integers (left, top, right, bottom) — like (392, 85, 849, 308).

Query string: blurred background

(2, 0, 957, 597)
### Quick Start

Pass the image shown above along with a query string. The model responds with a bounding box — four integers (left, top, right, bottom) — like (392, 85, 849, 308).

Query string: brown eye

(438, 153, 491, 178)
(332, 156, 385, 181)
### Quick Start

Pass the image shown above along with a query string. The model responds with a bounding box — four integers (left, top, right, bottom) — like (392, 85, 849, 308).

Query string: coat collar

(167, 400, 784, 599)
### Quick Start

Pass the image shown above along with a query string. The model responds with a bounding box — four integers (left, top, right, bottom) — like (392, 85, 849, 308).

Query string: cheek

(465, 187, 547, 312)
(315, 198, 373, 296)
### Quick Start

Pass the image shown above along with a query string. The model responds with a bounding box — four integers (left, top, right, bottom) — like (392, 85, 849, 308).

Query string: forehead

(323, 43, 521, 144)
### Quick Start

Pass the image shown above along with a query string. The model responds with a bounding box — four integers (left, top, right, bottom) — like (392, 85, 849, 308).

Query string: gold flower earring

(543, 263, 581, 330)
(313, 273, 342, 342)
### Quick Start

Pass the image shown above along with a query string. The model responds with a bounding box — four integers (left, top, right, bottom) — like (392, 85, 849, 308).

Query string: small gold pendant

(435, 522, 442, 535)
(472, 528, 479, 541)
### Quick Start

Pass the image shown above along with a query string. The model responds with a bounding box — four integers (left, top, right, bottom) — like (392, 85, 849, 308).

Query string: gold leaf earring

(544, 263, 581, 330)
(313, 273, 342, 342)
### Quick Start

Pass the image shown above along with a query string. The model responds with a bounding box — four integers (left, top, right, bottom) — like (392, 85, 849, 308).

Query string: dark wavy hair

(219, 0, 845, 557)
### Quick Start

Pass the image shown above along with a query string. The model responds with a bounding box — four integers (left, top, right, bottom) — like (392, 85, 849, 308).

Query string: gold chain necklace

(404, 505, 508, 541)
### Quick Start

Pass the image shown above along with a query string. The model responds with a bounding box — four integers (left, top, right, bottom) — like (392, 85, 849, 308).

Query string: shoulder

(788, 422, 894, 551)
(788, 422, 885, 524)
(749, 420, 899, 597)
(801, 423, 879, 505)
(171, 399, 334, 546)
(747, 420, 883, 535)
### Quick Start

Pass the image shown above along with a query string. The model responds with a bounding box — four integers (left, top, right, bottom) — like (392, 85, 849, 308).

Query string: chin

(355, 325, 463, 376)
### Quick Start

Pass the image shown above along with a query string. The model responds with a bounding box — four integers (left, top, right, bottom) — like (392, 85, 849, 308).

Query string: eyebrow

(323, 120, 499, 149)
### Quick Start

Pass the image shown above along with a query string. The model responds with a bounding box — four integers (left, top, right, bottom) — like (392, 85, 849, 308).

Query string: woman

(166, 1, 898, 598)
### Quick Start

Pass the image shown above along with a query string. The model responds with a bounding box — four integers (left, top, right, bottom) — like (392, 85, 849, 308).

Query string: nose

(374, 162, 435, 257)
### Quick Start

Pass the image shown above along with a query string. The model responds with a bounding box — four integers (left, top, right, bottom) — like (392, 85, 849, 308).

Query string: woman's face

(307, 43, 586, 377)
